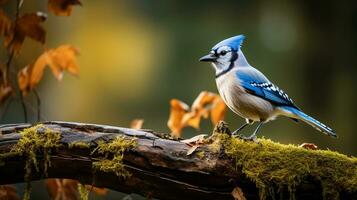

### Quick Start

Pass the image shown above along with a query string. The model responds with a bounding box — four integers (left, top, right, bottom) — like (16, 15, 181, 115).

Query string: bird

(199, 35, 336, 140)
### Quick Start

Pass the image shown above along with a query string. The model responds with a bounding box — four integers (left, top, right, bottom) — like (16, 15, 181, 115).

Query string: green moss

(92, 136, 136, 178)
(77, 183, 89, 200)
(69, 141, 90, 149)
(216, 133, 357, 200)
(11, 124, 62, 200)
(196, 151, 205, 159)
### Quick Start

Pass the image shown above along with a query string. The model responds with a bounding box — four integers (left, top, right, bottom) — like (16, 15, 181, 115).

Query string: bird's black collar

(215, 51, 238, 79)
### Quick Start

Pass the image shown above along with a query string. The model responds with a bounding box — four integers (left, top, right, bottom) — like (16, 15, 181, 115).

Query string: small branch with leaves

(0, 0, 81, 122)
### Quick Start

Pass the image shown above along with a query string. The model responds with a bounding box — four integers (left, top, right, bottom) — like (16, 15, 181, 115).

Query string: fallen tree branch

(0, 121, 356, 200)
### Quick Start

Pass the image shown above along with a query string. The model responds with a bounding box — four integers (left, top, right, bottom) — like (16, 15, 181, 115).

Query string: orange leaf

(0, 10, 12, 37)
(46, 179, 108, 200)
(232, 187, 246, 200)
(85, 186, 108, 196)
(47, 45, 80, 79)
(0, 185, 20, 200)
(167, 91, 227, 137)
(17, 45, 80, 95)
(210, 96, 226, 125)
(0, 83, 12, 104)
(46, 179, 80, 200)
(17, 66, 31, 96)
(167, 99, 189, 138)
(183, 91, 226, 129)
(5, 12, 47, 54)
(130, 119, 144, 129)
(48, 0, 82, 16)
(182, 112, 200, 129)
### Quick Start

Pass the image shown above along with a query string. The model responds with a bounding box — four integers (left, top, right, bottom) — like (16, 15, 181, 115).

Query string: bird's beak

(199, 54, 217, 62)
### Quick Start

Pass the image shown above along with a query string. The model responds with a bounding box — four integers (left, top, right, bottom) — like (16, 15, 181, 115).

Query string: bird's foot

(232, 134, 259, 143)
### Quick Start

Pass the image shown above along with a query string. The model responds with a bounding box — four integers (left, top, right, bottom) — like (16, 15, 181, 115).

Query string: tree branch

(0, 121, 355, 200)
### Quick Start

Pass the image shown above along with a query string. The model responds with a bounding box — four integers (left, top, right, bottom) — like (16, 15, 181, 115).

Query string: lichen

(215, 133, 357, 200)
(77, 183, 89, 200)
(69, 141, 90, 149)
(11, 124, 62, 200)
(92, 136, 136, 178)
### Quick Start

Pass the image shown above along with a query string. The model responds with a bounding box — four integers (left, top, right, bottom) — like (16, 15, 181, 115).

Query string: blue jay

(199, 35, 336, 140)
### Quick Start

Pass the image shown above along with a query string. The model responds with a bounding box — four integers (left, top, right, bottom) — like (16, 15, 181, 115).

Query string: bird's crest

(212, 35, 245, 51)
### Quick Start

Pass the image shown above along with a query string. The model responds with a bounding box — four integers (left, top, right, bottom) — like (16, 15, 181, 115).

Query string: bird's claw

(232, 133, 260, 143)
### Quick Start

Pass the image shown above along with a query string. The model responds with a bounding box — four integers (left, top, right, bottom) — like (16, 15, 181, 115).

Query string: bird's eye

(220, 50, 227, 56)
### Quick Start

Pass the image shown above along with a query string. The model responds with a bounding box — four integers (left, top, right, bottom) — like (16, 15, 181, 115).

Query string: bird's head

(199, 35, 247, 76)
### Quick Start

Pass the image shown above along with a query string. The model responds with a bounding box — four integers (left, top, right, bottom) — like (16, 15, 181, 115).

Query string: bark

(0, 121, 355, 200)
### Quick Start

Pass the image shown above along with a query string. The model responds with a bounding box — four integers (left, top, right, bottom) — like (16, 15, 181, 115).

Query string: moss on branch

(91, 136, 136, 178)
(212, 122, 357, 200)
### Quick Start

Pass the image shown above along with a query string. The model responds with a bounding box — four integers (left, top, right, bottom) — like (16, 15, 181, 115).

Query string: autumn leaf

(299, 143, 318, 150)
(210, 97, 226, 125)
(85, 185, 108, 196)
(46, 179, 108, 200)
(48, 0, 82, 16)
(0, 10, 12, 37)
(232, 187, 246, 200)
(46, 179, 79, 200)
(17, 44, 80, 95)
(0, 68, 12, 103)
(0, 83, 13, 103)
(167, 99, 190, 138)
(130, 119, 144, 129)
(0, 185, 20, 200)
(5, 12, 47, 54)
(167, 91, 226, 137)
(44, 45, 80, 80)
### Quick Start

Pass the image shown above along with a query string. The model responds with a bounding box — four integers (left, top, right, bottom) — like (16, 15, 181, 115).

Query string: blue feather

(236, 70, 297, 107)
(279, 106, 337, 137)
(212, 35, 245, 51)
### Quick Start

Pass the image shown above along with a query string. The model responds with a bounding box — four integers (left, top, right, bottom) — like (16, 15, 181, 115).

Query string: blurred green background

(1, 0, 356, 198)
(0, 0, 357, 199)
(2, 0, 356, 154)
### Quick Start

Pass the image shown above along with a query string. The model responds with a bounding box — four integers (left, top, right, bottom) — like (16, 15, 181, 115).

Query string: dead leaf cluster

(167, 91, 226, 138)
(18, 45, 80, 95)
(0, 0, 82, 106)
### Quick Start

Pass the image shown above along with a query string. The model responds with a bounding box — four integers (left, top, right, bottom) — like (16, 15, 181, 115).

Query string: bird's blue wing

(236, 68, 297, 108)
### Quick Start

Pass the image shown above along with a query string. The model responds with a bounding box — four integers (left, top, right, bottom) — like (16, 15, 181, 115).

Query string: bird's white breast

(215, 69, 276, 122)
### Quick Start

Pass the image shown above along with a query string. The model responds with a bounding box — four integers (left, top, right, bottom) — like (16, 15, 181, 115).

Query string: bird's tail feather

(279, 106, 337, 137)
